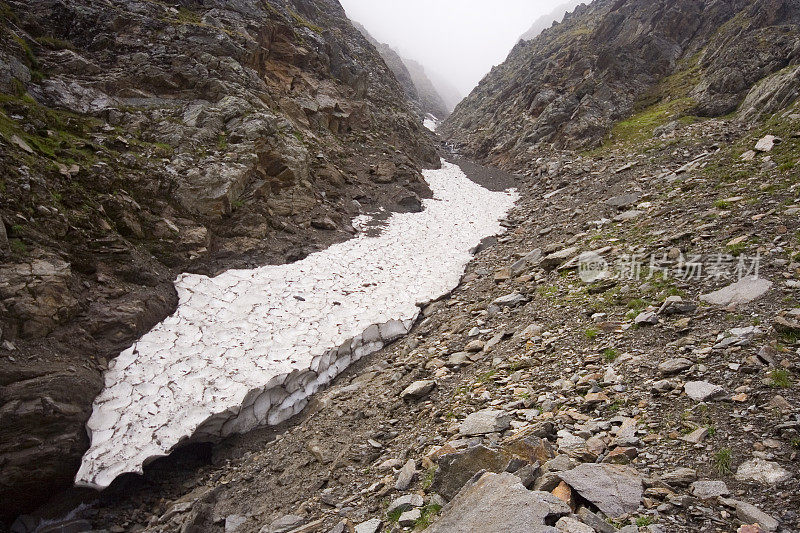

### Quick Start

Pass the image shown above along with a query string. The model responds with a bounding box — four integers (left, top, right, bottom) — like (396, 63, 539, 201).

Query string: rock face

(425, 472, 570, 533)
(441, 0, 800, 165)
(0, 0, 437, 518)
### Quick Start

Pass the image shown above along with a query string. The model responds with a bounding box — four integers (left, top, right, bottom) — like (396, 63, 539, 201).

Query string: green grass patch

(769, 369, 792, 388)
(714, 447, 732, 475)
(585, 327, 599, 340)
(603, 348, 619, 362)
(415, 504, 443, 530)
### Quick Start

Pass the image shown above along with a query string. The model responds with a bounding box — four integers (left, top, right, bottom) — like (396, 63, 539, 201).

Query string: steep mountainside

(442, 0, 800, 168)
(0, 0, 436, 520)
(352, 21, 451, 119)
(426, 69, 463, 114)
(520, 0, 585, 41)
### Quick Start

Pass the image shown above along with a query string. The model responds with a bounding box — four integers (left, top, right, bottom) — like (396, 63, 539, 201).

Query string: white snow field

(76, 159, 517, 489)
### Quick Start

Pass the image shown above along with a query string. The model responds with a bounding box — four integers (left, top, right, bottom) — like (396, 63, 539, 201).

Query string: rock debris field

(75, 160, 517, 489)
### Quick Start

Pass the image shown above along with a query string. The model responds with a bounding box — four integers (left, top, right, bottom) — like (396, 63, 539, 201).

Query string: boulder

(699, 277, 772, 307)
(684, 381, 725, 402)
(558, 464, 643, 518)
(425, 472, 569, 533)
(401, 380, 436, 400)
(430, 445, 514, 501)
(459, 409, 511, 436)
(735, 459, 792, 485)
(542, 247, 579, 270)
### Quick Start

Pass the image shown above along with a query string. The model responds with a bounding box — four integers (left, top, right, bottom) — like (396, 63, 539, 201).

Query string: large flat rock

(700, 277, 772, 306)
(76, 161, 516, 488)
(558, 464, 643, 518)
(425, 472, 569, 533)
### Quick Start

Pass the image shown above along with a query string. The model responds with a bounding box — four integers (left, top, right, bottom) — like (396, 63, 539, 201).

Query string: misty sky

(338, 0, 563, 97)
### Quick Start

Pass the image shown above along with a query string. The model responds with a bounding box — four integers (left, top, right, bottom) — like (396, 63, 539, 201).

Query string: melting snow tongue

(76, 159, 517, 489)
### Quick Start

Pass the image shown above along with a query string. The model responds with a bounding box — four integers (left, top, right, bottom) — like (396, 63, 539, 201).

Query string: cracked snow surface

(76, 160, 517, 489)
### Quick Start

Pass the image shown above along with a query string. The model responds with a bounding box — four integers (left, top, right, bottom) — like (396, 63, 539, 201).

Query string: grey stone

(658, 296, 697, 315)
(690, 480, 729, 499)
(576, 507, 616, 533)
(735, 458, 792, 485)
(558, 464, 643, 518)
(388, 494, 424, 514)
(266, 515, 305, 533)
(491, 292, 529, 308)
(354, 518, 382, 533)
(658, 358, 692, 375)
(398, 508, 421, 527)
(401, 380, 436, 400)
(681, 427, 709, 444)
(459, 409, 511, 436)
(732, 500, 779, 532)
(613, 210, 642, 222)
(699, 277, 772, 306)
(555, 516, 595, 533)
(225, 515, 247, 532)
(754, 134, 781, 152)
(542, 247, 579, 270)
(634, 311, 659, 325)
(395, 459, 417, 490)
(684, 381, 724, 402)
(605, 193, 640, 208)
(510, 249, 543, 275)
(425, 472, 569, 533)
(430, 445, 514, 501)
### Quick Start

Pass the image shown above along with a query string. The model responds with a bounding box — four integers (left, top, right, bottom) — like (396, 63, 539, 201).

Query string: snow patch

(76, 160, 517, 489)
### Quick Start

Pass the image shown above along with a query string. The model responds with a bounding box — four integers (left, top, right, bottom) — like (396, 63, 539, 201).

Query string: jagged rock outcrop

(519, 0, 585, 41)
(442, 0, 800, 167)
(0, 0, 437, 520)
(352, 21, 451, 118)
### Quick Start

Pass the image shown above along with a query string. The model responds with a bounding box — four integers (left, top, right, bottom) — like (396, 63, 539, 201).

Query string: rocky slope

(352, 22, 451, 119)
(519, 0, 585, 41)
(26, 106, 800, 533)
(441, 0, 800, 164)
(0, 0, 437, 521)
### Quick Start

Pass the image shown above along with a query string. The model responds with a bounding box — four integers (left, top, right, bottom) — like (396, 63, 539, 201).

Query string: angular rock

(491, 292, 529, 308)
(681, 427, 709, 444)
(430, 445, 514, 501)
(754, 135, 780, 152)
(401, 380, 436, 400)
(690, 480, 729, 499)
(354, 518, 382, 533)
(266, 515, 305, 533)
(542, 247, 579, 270)
(558, 464, 643, 518)
(735, 459, 792, 485)
(699, 277, 772, 306)
(634, 311, 659, 325)
(510, 249, 543, 275)
(661, 467, 697, 486)
(398, 508, 421, 527)
(425, 472, 570, 533)
(556, 516, 595, 533)
(658, 296, 697, 315)
(388, 494, 424, 514)
(684, 381, 725, 402)
(658, 358, 692, 375)
(459, 409, 511, 436)
(732, 500, 779, 532)
(395, 459, 417, 490)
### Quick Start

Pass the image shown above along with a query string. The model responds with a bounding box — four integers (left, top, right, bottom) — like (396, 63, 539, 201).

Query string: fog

(338, 0, 566, 98)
